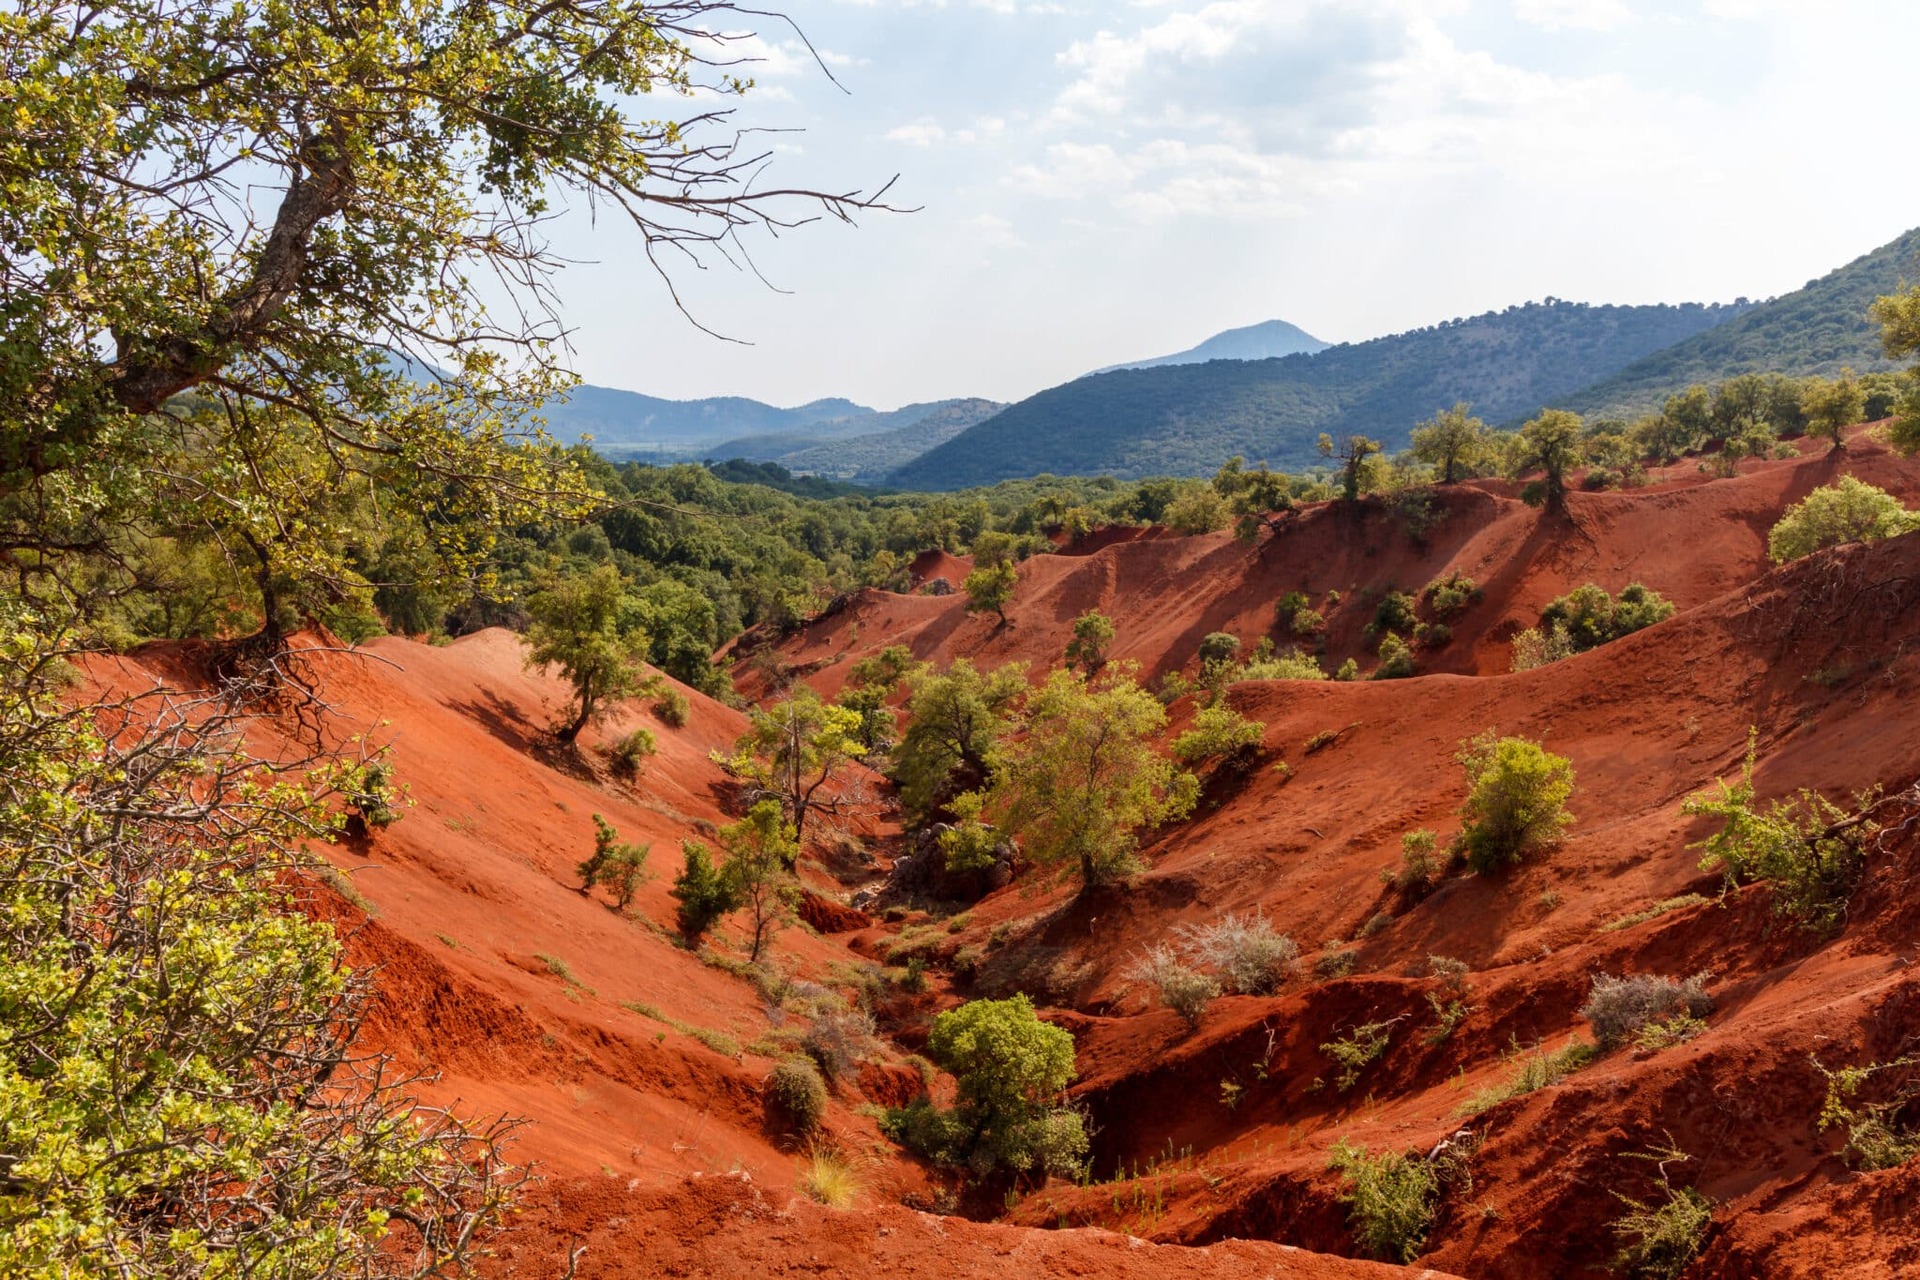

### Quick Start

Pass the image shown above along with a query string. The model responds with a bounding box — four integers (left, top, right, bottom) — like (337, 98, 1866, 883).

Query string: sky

(538, 0, 1920, 410)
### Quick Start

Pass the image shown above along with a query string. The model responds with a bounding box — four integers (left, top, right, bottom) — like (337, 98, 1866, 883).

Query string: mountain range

(1088, 318, 1329, 375)
(551, 225, 1919, 490)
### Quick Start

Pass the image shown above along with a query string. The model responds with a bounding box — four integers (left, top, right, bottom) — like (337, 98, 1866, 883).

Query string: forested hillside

(1558, 226, 1920, 417)
(892, 299, 1748, 488)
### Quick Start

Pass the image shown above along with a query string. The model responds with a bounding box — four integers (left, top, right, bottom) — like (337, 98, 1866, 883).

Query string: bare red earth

(93, 424, 1920, 1276)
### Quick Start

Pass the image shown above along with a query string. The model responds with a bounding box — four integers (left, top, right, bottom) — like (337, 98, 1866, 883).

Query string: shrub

(1600, 893, 1709, 933)
(343, 761, 404, 831)
(1579, 974, 1712, 1049)
(1455, 731, 1575, 874)
(652, 687, 691, 727)
(1289, 606, 1326, 637)
(1610, 1145, 1712, 1280)
(1173, 704, 1266, 765)
(1814, 1055, 1920, 1170)
(1768, 476, 1919, 562)
(1333, 658, 1360, 681)
(1322, 1020, 1395, 1091)
(1315, 946, 1358, 980)
(1372, 632, 1416, 680)
(1176, 910, 1300, 995)
(936, 789, 1002, 874)
(767, 1056, 828, 1132)
(1509, 621, 1575, 672)
(1421, 955, 1474, 1044)
(1458, 1038, 1598, 1115)
(1064, 609, 1115, 673)
(579, 815, 650, 909)
(1682, 732, 1877, 931)
(799, 1145, 862, 1207)
(671, 838, 741, 944)
(1327, 1140, 1440, 1263)
(1164, 485, 1231, 534)
(1538, 582, 1675, 653)
(1197, 631, 1242, 668)
(1424, 571, 1480, 619)
(1371, 590, 1418, 635)
(1240, 647, 1327, 681)
(1125, 943, 1219, 1027)
(1386, 828, 1441, 897)
(609, 726, 657, 778)
(895, 995, 1088, 1178)
(803, 1006, 877, 1082)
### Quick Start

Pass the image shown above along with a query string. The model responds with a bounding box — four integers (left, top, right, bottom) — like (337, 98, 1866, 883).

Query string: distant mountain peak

(1093, 318, 1331, 375)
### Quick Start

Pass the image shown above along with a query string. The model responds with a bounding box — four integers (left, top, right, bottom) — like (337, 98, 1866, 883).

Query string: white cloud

(887, 121, 948, 146)
(1513, 0, 1632, 31)
(1018, 0, 1706, 221)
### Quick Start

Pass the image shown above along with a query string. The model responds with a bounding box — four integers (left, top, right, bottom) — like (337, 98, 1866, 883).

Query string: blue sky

(539, 0, 1920, 409)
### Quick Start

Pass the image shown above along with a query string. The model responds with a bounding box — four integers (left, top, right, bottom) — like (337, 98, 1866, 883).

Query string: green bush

(1384, 828, 1443, 897)
(890, 994, 1087, 1178)
(1064, 609, 1115, 673)
(1509, 619, 1575, 672)
(1423, 571, 1480, 619)
(1456, 731, 1575, 873)
(1457, 1038, 1597, 1115)
(767, 1056, 828, 1132)
(1197, 631, 1242, 668)
(1372, 632, 1416, 680)
(652, 687, 691, 727)
(936, 790, 1002, 874)
(1610, 1145, 1712, 1280)
(578, 815, 650, 909)
(1321, 1020, 1395, 1092)
(609, 726, 657, 778)
(1327, 1140, 1440, 1263)
(670, 838, 741, 943)
(1371, 590, 1418, 635)
(1173, 704, 1266, 765)
(1682, 732, 1876, 931)
(1537, 582, 1674, 653)
(1768, 476, 1918, 563)
(1240, 647, 1327, 681)
(1124, 943, 1219, 1028)
(1814, 1056, 1920, 1170)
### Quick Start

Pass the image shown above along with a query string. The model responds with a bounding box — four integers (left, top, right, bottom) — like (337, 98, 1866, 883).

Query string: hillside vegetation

(1558, 226, 1920, 417)
(894, 299, 1748, 488)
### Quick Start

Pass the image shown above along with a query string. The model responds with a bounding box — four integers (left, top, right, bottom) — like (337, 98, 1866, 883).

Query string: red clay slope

(91, 628, 1430, 1279)
(746, 427, 1920, 1276)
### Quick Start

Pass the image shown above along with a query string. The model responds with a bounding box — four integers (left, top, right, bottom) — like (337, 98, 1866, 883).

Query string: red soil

(90, 423, 1920, 1276)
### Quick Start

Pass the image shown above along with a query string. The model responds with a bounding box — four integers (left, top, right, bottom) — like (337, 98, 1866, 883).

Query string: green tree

(892, 659, 1029, 825)
(0, 0, 887, 630)
(1212, 456, 1297, 538)
(1064, 609, 1116, 674)
(579, 815, 650, 910)
(963, 561, 1020, 624)
(671, 839, 741, 946)
(1538, 582, 1675, 652)
(1319, 433, 1385, 502)
(838, 643, 924, 750)
(722, 688, 866, 852)
(0, 621, 517, 1277)
(1456, 731, 1576, 873)
(716, 801, 800, 963)
(524, 563, 654, 744)
(1409, 403, 1488, 484)
(994, 665, 1198, 888)
(919, 995, 1086, 1176)
(1767, 477, 1918, 563)
(1802, 369, 1867, 451)
(1871, 287, 1920, 453)
(1517, 409, 1584, 509)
